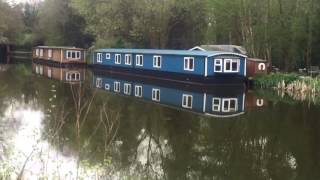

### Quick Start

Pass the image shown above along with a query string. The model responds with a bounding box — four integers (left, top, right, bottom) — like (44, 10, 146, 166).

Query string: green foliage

(254, 73, 300, 88)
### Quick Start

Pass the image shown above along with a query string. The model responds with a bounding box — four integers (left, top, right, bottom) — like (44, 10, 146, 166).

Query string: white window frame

(115, 54, 121, 64)
(35, 65, 39, 74)
(152, 88, 160, 102)
(153, 55, 162, 68)
(136, 55, 143, 66)
(125, 54, 132, 65)
(135, 85, 143, 97)
(97, 53, 103, 63)
(214, 59, 223, 72)
(124, 83, 132, 95)
(40, 49, 43, 57)
(96, 78, 102, 88)
(106, 53, 111, 59)
(184, 57, 194, 71)
(48, 68, 52, 78)
(222, 98, 238, 112)
(105, 83, 110, 90)
(66, 50, 81, 60)
(224, 59, 240, 73)
(39, 66, 43, 75)
(182, 94, 193, 109)
(66, 71, 81, 81)
(114, 81, 121, 92)
(35, 49, 39, 57)
(212, 98, 221, 112)
(48, 49, 53, 58)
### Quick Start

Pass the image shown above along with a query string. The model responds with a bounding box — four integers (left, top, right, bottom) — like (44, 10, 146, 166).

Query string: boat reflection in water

(32, 62, 86, 83)
(92, 70, 261, 118)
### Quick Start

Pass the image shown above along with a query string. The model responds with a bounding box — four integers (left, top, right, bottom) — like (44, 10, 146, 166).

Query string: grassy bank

(254, 73, 320, 94)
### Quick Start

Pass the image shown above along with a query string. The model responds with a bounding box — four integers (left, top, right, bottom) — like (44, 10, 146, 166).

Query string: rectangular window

(48, 68, 52, 78)
(182, 94, 193, 109)
(136, 55, 143, 66)
(115, 54, 121, 64)
(35, 49, 39, 57)
(66, 72, 81, 81)
(48, 49, 52, 58)
(135, 85, 143, 97)
(184, 57, 194, 71)
(96, 78, 102, 88)
(97, 53, 102, 63)
(153, 56, 162, 68)
(224, 59, 239, 72)
(212, 98, 221, 112)
(125, 54, 132, 65)
(222, 98, 238, 112)
(152, 88, 160, 102)
(66, 50, 81, 59)
(39, 66, 43, 75)
(124, 83, 132, 95)
(114, 81, 121, 92)
(106, 53, 111, 59)
(105, 84, 110, 90)
(214, 59, 222, 72)
(35, 66, 39, 74)
(40, 49, 43, 57)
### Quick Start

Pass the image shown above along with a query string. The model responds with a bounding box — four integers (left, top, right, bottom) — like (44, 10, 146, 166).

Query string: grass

(254, 73, 300, 88)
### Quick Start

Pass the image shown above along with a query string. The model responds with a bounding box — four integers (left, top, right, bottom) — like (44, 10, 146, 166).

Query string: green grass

(254, 73, 300, 88)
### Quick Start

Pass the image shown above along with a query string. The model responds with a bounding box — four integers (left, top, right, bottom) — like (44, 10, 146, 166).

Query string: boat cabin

(93, 48, 247, 83)
(32, 62, 85, 83)
(190, 45, 269, 79)
(32, 46, 86, 64)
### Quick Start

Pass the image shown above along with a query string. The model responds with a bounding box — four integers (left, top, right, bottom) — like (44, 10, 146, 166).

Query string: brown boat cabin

(32, 46, 86, 64)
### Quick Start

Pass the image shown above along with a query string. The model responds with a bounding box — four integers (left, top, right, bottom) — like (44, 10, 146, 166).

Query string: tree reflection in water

(1, 64, 320, 179)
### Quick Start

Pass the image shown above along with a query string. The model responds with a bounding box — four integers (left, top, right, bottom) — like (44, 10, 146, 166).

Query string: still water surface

(1, 62, 320, 179)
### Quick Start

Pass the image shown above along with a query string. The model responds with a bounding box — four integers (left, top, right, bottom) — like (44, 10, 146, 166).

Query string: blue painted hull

(90, 64, 246, 86)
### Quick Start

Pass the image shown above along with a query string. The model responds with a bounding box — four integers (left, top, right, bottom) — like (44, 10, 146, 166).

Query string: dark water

(1, 62, 320, 180)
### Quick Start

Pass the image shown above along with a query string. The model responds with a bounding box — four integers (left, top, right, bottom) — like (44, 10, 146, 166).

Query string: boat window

(48, 49, 52, 58)
(97, 53, 102, 63)
(222, 98, 238, 112)
(212, 98, 221, 112)
(152, 88, 160, 101)
(136, 55, 143, 66)
(182, 94, 193, 109)
(36, 49, 39, 57)
(40, 49, 43, 57)
(214, 59, 222, 72)
(114, 81, 121, 92)
(39, 66, 43, 75)
(115, 54, 121, 64)
(66, 50, 81, 59)
(48, 68, 52, 78)
(124, 83, 132, 95)
(105, 84, 110, 90)
(66, 71, 81, 81)
(96, 78, 102, 88)
(153, 56, 162, 68)
(125, 54, 132, 65)
(135, 85, 143, 97)
(106, 53, 111, 59)
(224, 59, 239, 72)
(184, 57, 194, 71)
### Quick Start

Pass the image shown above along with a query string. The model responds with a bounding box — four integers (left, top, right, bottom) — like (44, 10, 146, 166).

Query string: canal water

(1, 62, 320, 179)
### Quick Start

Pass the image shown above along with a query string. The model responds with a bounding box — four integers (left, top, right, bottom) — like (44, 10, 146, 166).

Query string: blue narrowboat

(92, 49, 247, 84)
(92, 70, 246, 118)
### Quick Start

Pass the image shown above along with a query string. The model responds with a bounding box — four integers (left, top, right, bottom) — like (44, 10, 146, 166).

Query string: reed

(254, 73, 320, 95)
